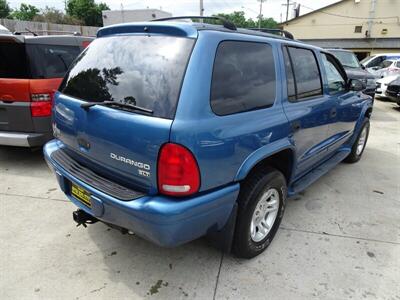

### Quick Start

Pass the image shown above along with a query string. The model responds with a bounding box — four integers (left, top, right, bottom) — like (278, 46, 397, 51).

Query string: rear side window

(0, 42, 29, 78)
(60, 35, 194, 119)
(26, 44, 81, 79)
(283, 46, 322, 101)
(211, 41, 276, 115)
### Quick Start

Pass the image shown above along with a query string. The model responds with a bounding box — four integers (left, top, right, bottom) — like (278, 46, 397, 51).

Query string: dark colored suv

(0, 33, 92, 147)
(44, 18, 372, 258)
(327, 49, 377, 97)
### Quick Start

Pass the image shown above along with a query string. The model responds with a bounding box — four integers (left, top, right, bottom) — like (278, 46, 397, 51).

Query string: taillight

(30, 93, 52, 117)
(157, 143, 200, 196)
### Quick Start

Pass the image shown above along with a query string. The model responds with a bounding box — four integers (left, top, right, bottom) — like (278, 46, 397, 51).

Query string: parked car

(0, 25, 11, 34)
(369, 59, 400, 78)
(375, 75, 400, 99)
(44, 17, 372, 258)
(327, 49, 377, 97)
(386, 77, 400, 105)
(361, 53, 400, 72)
(0, 33, 93, 147)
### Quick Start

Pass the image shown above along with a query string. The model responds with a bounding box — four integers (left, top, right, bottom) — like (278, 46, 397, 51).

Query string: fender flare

(349, 100, 373, 146)
(234, 138, 296, 183)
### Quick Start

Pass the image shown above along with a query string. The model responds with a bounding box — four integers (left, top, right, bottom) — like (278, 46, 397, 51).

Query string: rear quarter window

(0, 42, 29, 78)
(210, 41, 276, 115)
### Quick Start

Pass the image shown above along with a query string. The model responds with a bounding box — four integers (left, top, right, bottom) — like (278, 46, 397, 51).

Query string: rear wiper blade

(81, 101, 153, 114)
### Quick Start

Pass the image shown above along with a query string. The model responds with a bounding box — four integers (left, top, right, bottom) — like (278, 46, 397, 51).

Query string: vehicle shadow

(86, 224, 222, 297)
(0, 145, 46, 170)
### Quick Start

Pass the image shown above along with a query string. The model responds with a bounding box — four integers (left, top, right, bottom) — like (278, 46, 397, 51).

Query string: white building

(102, 9, 172, 26)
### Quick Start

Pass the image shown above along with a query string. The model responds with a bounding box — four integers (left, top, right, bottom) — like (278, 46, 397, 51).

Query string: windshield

(330, 50, 360, 68)
(59, 35, 195, 119)
(360, 55, 374, 65)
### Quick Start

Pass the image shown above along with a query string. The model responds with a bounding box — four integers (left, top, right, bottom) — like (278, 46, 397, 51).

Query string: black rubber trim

(51, 149, 144, 201)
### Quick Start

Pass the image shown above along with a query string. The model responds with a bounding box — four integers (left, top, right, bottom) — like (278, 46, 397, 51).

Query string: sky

(7, 0, 340, 23)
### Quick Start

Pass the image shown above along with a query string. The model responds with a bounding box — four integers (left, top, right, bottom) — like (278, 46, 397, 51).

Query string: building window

(354, 26, 362, 33)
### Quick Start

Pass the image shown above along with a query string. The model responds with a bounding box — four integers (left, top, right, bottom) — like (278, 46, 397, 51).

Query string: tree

(66, 0, 109, 26)
(212, 11, 278, 29)
(0, 0, 11, 18)
(11, 3, 39, 21)
(33, 6, 83, 25)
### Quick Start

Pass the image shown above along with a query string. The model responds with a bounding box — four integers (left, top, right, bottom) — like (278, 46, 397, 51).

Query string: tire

(233, 167, 286, 259)
(344, 118, 370, 163)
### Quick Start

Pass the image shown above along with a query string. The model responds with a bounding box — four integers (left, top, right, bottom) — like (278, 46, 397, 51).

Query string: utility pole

(258, 0, 266, 29)
(200, 0, 204, 16)
(285, 0, 289, 21)
(367, 0, 376, 38)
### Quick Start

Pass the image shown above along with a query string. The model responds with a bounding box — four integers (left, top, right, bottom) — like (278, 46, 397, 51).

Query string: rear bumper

(44, 140, 239, 247)
(0, 131, 52, 147)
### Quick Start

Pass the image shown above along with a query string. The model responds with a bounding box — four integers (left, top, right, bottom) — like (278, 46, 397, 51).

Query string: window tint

(322, 53, 346, 94)
(283, 47, 296, 101)
(368, 56, 385, 68)
(0, 42, 29, 78)
(26, 44, 81, 79)
(60, 36, 194, 119)
(211, 41, 276, 115)
(330, 50, 360, 68)
(285, 46, 322, 101)
(379, 60, 393, 68)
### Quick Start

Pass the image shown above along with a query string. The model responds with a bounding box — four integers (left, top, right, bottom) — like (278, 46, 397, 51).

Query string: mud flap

(206, 203, 238, 253)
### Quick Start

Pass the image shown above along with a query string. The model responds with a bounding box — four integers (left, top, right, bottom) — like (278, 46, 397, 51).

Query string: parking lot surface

(0, 100, 399, 300)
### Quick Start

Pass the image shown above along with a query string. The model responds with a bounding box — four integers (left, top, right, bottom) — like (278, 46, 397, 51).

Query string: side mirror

(361, 64, 366, 70)
(349, 79, 364, 91)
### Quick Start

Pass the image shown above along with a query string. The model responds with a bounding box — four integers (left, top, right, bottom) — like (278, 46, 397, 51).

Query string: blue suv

(44, 17, 373, 258)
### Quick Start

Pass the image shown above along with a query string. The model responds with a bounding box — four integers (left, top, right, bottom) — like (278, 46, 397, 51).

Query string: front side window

(367, 56, 385, 68)
(210, 41, 276, 115)
(283, 46, 322, 101)
(26, 44, 81, 79)
(379, 60, 394, 69)
(322, 53, 346, 94)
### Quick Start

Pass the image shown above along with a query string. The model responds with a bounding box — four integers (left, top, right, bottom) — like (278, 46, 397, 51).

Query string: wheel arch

(234, 139, 296, 184)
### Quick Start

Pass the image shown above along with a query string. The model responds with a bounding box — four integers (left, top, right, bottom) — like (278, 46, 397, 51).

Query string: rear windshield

(26, 44, 81, 79)
(59, 35, 195, 119)
(0, 42, 80, 79)
(0, 42, 29, 78)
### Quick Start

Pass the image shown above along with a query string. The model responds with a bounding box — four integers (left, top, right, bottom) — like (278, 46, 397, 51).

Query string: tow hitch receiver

(73, 209, 98, 228)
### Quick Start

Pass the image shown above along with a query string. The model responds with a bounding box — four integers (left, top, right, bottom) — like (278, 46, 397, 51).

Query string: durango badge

(110, 153, 150, 177)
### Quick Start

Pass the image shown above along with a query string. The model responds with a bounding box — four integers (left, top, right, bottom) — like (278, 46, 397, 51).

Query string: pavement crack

(213, 252, 224, 300)
(280, 226, 400, 245)
(0, 192, 69, 203)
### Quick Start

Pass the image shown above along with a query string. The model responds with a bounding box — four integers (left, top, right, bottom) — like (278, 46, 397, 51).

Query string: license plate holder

(71, 183, 91, 208)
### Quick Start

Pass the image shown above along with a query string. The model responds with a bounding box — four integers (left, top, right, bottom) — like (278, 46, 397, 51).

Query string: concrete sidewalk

(0, 100, 399, 300)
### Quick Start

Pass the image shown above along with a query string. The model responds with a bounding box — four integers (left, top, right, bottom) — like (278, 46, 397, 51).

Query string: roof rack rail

(152, 16, 237, 31)
(13, 29, 82, 36)
(249, 28, 294, 40)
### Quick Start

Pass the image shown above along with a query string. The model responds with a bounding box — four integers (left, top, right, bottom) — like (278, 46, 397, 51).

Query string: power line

(300, 3, 399, 21)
